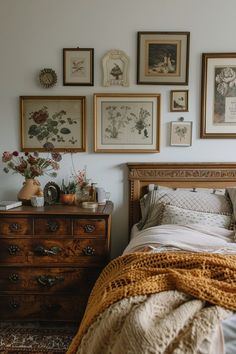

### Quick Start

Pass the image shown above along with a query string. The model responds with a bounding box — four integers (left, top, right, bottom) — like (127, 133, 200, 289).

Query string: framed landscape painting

(20, 96, 86, 152)
(94, 93, 161, 153)
(137, 31, 190, 85)
(201, 52, 236, 138)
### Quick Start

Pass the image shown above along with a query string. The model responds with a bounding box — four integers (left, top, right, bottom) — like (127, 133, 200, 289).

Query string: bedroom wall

(0, 0, 236, 258)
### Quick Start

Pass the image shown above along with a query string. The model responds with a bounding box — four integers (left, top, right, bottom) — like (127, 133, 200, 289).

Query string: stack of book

(0, 201, 22, 210)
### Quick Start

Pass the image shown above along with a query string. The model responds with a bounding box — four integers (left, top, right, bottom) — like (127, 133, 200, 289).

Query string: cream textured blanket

(73, 290, 231, 354)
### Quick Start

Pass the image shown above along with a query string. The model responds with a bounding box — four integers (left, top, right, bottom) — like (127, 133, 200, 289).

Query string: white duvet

(124, 224, 236, 255)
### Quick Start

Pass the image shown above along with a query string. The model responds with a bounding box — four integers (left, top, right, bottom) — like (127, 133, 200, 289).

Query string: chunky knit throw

(67, 252, 236, 353)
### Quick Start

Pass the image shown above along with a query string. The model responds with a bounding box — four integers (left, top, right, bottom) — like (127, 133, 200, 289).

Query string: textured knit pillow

(161, 204, 233, 229)
(138, 187, 233, 230)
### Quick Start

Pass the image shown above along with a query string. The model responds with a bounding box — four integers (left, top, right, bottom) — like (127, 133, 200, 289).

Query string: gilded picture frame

(137, 31, 190, 85)
(20, 96, 86, 152)
(63, 48, 94, 86)
(170, 90, 189, 112)
(170, 120, 192, 146)
(201, 52, 236, 138)
(102, 49, 129, 87)
(94, 93, 161, 153)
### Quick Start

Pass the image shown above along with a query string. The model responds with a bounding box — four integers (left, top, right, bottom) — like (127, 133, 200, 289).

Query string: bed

(67, 162, 236, 354)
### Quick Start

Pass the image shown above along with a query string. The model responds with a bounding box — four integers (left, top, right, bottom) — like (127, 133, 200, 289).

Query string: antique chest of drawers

(0, 202, 113, 322)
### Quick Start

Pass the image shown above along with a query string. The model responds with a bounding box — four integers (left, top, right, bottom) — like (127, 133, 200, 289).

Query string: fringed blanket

(67, 252, 236, 354)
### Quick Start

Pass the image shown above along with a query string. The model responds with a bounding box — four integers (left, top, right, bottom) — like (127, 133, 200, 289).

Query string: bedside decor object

(20, 96, 86, 152)
(170, 118, 192, 146)
(170, 90, 189, 112)
(60, 179, 77, 205)
(94, 93, 161, 153)
(102, 49, 129, 86)
(63, 47, 94, 86)
(39, 68, 57, 88)
(0, 201, 22, 210)
(201, 52, 236, 138)
(81, 201, 98, 209)
(31, 195, 44, 207)
(2, 150, 61, 205)
(43, 181, 61, 205)
(137, 31, 190, 85)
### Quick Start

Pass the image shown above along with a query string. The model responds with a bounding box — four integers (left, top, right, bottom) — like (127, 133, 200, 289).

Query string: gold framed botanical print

(170, 120, 192, 146)
(201, 52, 236, 138)
(94, 93, 161, 153)
(20, 96, 86, 152)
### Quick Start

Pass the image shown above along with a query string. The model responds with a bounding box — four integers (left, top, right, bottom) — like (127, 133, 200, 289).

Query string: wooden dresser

(0, 201, 113, 322)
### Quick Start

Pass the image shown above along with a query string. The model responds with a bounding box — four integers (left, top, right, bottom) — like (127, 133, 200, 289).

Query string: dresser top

(0, 201, 113, 216)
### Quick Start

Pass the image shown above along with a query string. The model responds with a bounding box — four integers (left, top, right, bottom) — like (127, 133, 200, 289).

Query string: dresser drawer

(34, 217, 72, 236)
(0, 217, 33, 236)
(73, 218, 106, 237)
(0, 294, 87, 321)
(0, 267, 101, 293)
(0, 238, 107, 265)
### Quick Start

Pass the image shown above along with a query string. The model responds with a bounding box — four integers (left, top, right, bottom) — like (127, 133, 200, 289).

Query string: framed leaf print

(20, 96, 86, 152)
(94, 93, 161, 153)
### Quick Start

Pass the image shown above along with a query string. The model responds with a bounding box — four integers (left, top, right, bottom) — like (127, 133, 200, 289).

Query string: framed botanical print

(63, 48, 94, 86)
(201, 52, 236, 138)
(94, 93, 161, 153)
(20, 96, 86, 152)
(170, 120, 192, 146)
(137, 31, 190, 85)
(170, 90, 189, 112)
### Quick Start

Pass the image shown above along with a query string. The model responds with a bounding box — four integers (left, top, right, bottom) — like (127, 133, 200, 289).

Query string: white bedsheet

(124, 224, 236, 255)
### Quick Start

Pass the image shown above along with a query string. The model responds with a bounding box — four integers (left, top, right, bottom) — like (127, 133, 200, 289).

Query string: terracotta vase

(60, 193, 75, 205)
(17, 178, 41, 205)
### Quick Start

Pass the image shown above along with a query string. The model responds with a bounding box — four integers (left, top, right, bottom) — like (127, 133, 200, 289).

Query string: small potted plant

(60, 179, 77, 205)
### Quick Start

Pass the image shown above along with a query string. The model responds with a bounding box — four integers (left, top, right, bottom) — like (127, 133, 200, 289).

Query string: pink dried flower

(2, 151, 13, 162)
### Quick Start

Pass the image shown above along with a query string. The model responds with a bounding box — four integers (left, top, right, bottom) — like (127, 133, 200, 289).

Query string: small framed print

(20, 95, 86, 152)
(63, 48, 94, 86)
(170, 90, 188, 112)
(94, 93, 161, 153)
(170, 120, 192, 146)
(137, 31, 190, 85)
(102, 49, 129, 86)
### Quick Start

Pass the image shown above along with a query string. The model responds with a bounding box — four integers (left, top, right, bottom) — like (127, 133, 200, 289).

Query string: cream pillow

(161, 204, 233, 229)
(138, 187, 233, 230)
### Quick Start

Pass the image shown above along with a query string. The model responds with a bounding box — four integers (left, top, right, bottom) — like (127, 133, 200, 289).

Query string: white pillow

(161, 204, 233, 229)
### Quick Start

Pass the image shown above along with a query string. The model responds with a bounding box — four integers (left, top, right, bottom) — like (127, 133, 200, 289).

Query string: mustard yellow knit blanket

(67, 252, 236, 354)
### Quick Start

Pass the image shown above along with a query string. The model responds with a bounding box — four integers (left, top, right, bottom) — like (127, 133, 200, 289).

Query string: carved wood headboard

(127, 162, 236, 231)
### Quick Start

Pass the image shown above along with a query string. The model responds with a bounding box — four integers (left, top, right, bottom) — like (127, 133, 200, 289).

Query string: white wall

(1, 0, 236, 257)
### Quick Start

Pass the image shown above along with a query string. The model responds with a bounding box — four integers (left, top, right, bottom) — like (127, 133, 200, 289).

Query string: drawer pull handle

(8, 273, 20, 282)
(83, 224, 96, 233)
(37, 275, 64, 287)
(8, 244, 21, 255)
(47, 221, 59, 232)
(83, 245, 95, 256)
(9, 300, 20, 310)
(34, 245, 62, 256)
(9, 223, 20, 232)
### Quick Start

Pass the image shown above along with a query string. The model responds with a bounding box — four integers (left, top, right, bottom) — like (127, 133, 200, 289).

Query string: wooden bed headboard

(127, 162, 236, 231)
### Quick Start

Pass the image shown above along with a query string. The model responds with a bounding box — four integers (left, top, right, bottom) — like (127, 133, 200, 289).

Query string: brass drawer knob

(83, 224, 96, 233)
(8, 273, 20, 282)
(9, 300, 20, 310)
(82, 245, 95, 256)
(8, 244, 21, 255)
(9, 223, 20, 232)
(47, 221, 59, 232)
(37, 275, 64, 287)
(33, 245, 62, 256)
